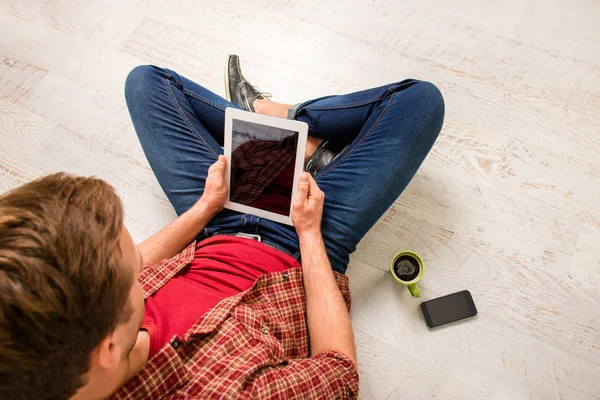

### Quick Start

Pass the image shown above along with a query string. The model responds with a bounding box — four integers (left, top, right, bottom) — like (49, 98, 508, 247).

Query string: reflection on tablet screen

(230, 119, 299, 216)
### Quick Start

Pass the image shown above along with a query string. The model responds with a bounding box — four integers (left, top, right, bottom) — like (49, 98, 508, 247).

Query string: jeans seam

(163, 77, 219, 159)
(315, 92, 398, 180)
(183, 89, 228, 112)
(301, 94, 385, 111)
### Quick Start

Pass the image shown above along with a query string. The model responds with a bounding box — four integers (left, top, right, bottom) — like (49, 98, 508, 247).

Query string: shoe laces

(253, 86, 272, 100)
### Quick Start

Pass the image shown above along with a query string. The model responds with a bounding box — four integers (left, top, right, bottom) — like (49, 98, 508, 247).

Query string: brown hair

(0, 173, 133, 399)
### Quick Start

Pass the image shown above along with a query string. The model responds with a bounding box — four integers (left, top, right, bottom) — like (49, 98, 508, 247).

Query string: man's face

(72, 225, 145, 399)
(114, 225, 146, 362)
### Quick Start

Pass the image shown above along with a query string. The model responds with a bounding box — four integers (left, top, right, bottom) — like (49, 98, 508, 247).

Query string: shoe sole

(224, 53, 232, 102)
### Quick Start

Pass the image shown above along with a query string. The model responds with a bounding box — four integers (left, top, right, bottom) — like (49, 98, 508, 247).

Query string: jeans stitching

(301, 94, 385, 111)
(163, 77, 219, 159)
(183, 89, 228, 112)
(315, 92, 397, 180)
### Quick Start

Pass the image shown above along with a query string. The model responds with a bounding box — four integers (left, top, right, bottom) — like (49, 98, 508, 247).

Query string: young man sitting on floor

(0, 55, 444, 399)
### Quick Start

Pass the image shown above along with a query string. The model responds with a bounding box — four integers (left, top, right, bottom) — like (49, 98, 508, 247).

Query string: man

(0, 55, 444, 399)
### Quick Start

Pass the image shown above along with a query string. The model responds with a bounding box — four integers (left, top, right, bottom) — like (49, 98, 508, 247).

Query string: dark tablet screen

(230, 119, 299, 216)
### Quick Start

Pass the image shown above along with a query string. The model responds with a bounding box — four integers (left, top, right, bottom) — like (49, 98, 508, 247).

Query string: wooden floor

(1, 1, 599, 399)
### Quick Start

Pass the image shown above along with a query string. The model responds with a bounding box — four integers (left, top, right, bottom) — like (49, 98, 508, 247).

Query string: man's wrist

(298, 230, 324, 246)
(193, 198, 222, 219)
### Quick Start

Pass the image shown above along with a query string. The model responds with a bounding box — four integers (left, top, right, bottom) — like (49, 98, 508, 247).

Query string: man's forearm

(300, 232, 357, 365)
(139, 200, 218, 266)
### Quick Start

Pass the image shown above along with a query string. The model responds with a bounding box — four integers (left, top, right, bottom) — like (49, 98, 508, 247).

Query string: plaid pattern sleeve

(245, 351, 359, 399)
(110, 255, 358, 400)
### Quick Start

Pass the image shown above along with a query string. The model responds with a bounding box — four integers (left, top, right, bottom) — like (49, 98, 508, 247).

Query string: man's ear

(95, 334, 122, 370)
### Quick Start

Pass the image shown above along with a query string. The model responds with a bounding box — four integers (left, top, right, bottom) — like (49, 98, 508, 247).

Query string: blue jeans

(124, 65, 444, 273)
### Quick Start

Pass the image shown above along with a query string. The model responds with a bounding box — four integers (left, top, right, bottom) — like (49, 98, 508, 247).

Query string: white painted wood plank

(0, 0, 140, 47)
(0, 14, 144, 99)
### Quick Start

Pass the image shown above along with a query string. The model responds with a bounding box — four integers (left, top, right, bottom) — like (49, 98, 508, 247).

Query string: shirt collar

(110, 344, 189, 400)
(139, 241, 197, 299)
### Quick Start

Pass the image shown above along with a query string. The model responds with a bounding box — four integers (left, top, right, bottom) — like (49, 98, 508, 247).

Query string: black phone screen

(421, 290, 477, 328)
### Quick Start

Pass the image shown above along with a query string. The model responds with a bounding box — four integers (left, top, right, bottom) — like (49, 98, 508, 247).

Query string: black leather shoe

(225, 54, 270, 111)
(305, 141, 346, 176)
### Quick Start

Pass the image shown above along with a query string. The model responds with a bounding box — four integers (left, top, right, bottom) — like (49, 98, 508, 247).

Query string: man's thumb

(297, 173, 309, 198)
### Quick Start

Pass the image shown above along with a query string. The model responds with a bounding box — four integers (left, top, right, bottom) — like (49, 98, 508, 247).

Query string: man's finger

(296, 173, 309, 201)
(214, 156, 226, 169)
(219, 156, 228, 176)
(208, 156, 226, 175)
(306, 173, 321, 196)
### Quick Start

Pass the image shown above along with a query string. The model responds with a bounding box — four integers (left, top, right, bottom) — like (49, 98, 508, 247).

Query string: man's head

(0, 173, 145, 399)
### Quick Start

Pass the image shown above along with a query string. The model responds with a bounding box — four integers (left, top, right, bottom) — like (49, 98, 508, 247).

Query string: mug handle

(408, 283, 420, 298)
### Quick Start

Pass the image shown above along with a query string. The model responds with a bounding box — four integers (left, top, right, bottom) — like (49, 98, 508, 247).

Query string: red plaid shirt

(110, 241, 359, 399)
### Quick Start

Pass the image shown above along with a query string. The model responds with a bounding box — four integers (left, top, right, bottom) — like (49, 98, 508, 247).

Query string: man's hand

(291, 172, 324, 238)
(140, 156, 229, 265)
(198, 155, 229, 214)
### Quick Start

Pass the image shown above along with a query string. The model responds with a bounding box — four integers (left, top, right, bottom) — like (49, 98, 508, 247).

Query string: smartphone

(421, 290, 477, 329)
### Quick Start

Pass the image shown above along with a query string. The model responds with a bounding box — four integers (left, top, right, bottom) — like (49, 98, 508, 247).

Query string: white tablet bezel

(223, 107, 308, 226)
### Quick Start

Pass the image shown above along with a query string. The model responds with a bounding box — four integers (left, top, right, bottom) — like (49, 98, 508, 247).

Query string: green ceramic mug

(390, 251, 424, 298)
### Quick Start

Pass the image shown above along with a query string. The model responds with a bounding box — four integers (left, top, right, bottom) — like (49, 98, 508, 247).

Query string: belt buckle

(236, 232, 262, 242)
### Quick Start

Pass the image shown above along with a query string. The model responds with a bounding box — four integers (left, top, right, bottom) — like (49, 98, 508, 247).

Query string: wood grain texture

(1, 0, 599, 399)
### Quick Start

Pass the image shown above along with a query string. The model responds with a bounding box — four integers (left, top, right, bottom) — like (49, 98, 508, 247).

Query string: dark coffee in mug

(393, 255, 421, 281)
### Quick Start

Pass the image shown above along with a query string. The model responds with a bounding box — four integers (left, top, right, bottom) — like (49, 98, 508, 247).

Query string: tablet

(223, 108, 308, 226)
